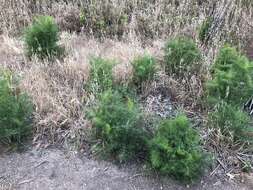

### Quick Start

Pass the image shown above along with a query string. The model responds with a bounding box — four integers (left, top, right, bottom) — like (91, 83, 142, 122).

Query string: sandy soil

(0, 148, 251, 190)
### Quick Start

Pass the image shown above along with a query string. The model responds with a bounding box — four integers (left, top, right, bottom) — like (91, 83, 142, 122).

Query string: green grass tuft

(132, 54, 156, 85)
(87, 57, 116, 94)
(164, 37, 201, 76)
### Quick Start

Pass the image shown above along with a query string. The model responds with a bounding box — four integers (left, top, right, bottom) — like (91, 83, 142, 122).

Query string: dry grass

(1, 0, 252, 47)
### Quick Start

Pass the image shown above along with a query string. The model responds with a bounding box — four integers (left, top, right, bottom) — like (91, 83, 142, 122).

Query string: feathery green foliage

(0, 70, 33, 143)
(164, 37, 201, 76)
(87, 90, 149, 162)
(208, 102, 253, 142)
(150, 115, 206, 183)
(87, 57, 116, 94)
(24, 15, 63, 59)
(206, 45, 253, 106)
(132, 55, 156, 85)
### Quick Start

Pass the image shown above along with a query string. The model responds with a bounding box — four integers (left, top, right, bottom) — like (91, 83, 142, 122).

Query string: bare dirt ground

(0, 147, 251, 190)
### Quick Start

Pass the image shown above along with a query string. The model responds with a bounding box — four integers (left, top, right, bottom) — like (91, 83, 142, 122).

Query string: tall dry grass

(1, 0, 252, 68)
(1, 0, 252, 46)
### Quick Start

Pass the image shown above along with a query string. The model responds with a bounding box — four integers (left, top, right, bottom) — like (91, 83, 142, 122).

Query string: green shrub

(24, 16, 63, 59)
(208, 102, 253, 142)
(198, 17, 213, 43)
(0, 70, 33, 143)
(150, 115, 206, 183)
(212, 45, 244, 73)
(87, 57, 116, 94)
(206, 45, 253, 106)
(132, 55, 156, 85)
(164, 37, 201, 76)
(87, 90, 149, 162)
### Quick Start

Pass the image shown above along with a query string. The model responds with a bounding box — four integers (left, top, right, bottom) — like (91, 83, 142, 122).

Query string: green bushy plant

(206, 45, 253, 106)
(164, 37, 201, 76)
(87, 57, 116, 94)
(212, 45, 244, 73)
(132, 55, 156, 85)
(198, 17, 213, 43)
(208, 102, 253, 142)
(24, 15, 63, 59)
(87, 90, 149, 162)
(150, 115, 206, 183)
(0, 70, 33, 143)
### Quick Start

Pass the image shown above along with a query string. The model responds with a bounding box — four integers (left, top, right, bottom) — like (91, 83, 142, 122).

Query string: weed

(87, 57, 116, 94)
(150, 115, 207, 183)
(87, 90, 149, 162)
(24, 15, 63, 59)
(132, 55, 156, 85)
(206, 45, 253, 106)
(0, 70, 33, 143)
(208, 102, 253, 143)
(164, 37, 201, 76)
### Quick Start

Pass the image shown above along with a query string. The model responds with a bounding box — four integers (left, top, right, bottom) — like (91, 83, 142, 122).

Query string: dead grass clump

(0, 35, 24, 71)
(80, 1, 130, 38)
(20, 58, 89, 144)
(112, 62, 133, 85)
(148, 73, 204, 112)
(205, 126, 253, 177)
(50, 2, 82, 33)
